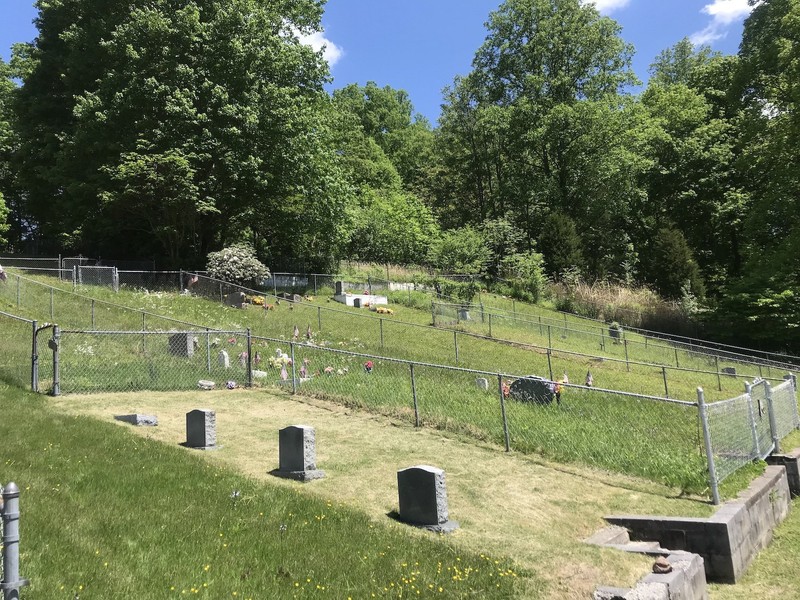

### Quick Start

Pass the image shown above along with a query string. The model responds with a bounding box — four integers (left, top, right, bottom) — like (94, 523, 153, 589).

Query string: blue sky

(1, 0, 756, 124)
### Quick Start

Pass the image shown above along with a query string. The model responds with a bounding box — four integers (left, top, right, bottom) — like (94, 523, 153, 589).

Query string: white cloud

(298, 30, 344, 67)
(690, 0, 759, 45)
(581, 0, 632, 13)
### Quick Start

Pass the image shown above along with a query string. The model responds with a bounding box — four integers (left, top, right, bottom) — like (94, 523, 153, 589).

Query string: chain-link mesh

(706, 394, 763, 483)
(118, 270, 182, 292)
(58, 330, 249, 394)
(748, 380, 774, 457)
(770, 379, 800, 441)
(0, 311, 34, 388)
(504, 382, 705, 490)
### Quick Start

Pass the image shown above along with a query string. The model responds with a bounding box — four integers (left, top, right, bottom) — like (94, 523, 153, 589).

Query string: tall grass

(0, 382, 535, 599)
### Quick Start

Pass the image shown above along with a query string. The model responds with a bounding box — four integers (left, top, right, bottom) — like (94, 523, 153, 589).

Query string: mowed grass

(2, 271, 794, 496)
(0, 381, 537, 599)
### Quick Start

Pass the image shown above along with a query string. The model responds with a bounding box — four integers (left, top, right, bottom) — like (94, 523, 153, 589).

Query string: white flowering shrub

(206, 244, 269, 285)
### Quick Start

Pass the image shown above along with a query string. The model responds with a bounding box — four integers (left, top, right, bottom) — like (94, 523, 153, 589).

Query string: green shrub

(206, 244, 269, 286)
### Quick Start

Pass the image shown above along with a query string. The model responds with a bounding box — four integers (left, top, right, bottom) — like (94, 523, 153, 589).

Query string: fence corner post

(246, 328, 253, 389)
(30, 320, 38, 393)
(697, 387, 720, 505)
(290, 342, 296, 395)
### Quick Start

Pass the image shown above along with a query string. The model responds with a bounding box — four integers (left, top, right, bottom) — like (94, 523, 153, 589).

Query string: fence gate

(748, 379, 774, 458)
(33, 324, 56, 394)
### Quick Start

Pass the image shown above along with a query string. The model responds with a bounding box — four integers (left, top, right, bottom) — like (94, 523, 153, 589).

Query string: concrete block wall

(766, 449, 800, 497)
(606, 466, 790, 583)
(594, 552, 708, 600)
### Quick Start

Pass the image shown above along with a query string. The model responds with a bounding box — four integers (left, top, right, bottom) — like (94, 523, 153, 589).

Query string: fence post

(367, 275, 372, 295)
(288, 341, 297, 394)
(247, 328, 254, 389)
(15, 275, 20, 308)
(206, 329, 211, 373)
(453, 331, 459, 363)
(488, 313, 493, 338)
(547, 349, 553, 381)
(745, 382, 760, 458)
(91, 299, 95, 329)
(497, 374, 511, 452)
(219, 283, 223, 304)
(30, 320, 37, 393)
(480, 303, 485, 324)
(411, 364, 420, 427)
(50, 325, 60, 396)
(2, 482, 30, 599)
(49, 288, 54, 320)
(379, 318, 384, 349)
(675, 348, 680, 368)
(317, 306, 322, 332)
(765, 382, 780, 454)
(547, 325, 552, 350)
(624, 339, 630, 372)
(538, 315, 542, 336)
(697, 387, 721, 505)
(431, 301, 436, 326)
(662, 366, 669, 398)
(180, 269, 184, 293)
(72, 265, 77, 290)
(788, 372, 800, 428)
(141, 313, 146, 354)
(715, 356, 721, 392)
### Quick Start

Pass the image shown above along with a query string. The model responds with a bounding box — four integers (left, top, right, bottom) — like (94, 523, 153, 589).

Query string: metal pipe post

(49, 288, 54, 320)
(488, 313, 493, 338)
(697, 388, 721, 505)
(206, 330, 211, 373)
(625, 339, 630, 372)
(379, 318, 384, 349)
(50, 325, 60, 396)
(662, 366, 668, 398)
(453, 331, 459, 363)
(411, 364, 420, 427)
(547, 349, 553, 381)
(765, 382, 780, 453)
(745, 382, 760, 458)
(247, 328, 254, 389)
(715, 356, 721, 392)
(290, 342, 296, 394)
(91, 299, 95, 329)
(497, 374, 511, 452)
(317, 306, 322, 332)
(30, 321, 38, 392)
(2, 482, 29, 599)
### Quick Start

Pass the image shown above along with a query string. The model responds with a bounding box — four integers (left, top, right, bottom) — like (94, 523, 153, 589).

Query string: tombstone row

(117, 409, 457, 532)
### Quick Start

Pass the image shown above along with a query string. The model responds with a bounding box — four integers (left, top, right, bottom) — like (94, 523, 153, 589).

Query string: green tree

(538, 212, 584, 279)
(13, 0, 348, 268)
(427, 226, 491, 274)
(644, 227, 705, 300)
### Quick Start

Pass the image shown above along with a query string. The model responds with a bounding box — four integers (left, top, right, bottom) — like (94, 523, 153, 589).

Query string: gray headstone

(476, 377, 489, 391)
(458, 309, 470, 321)
(353, 297, 361, 308)
(218, 350, 230, 369)
(273, 425, 325, 481)
(509, 376, 555, 405)
(224, 291, 246, 308)
(114, 414, 158, 426)
(397, 465, 458, 533)
(168, 332, 194, 357)
(721, 367, 737, 377)
(335, 281, 345, 295)
(186, 409, 217, 449)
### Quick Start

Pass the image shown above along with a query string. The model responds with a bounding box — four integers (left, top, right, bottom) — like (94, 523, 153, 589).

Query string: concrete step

(585, 525, 630, 546)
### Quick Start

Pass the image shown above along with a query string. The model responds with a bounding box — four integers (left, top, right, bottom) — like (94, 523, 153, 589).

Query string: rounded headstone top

(398, 465, 444, 476)
(3, 482, 19, 496)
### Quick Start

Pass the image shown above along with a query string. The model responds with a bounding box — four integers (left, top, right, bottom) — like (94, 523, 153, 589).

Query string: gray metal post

(539, 315, 542, 335)
(179, 269, 184, 293)
(547, 325, 552, 350)
(411, 364, 420, 427)
(624, 339, 630, 372)
(453, 330, 459, 363)
(30, 321, 37, 392)
(488, 313, 493, 338)
(765, 382, 780, 453)
(49, 288, 54, 320)
(219, 283, 223, 303)
(206, 329, 211, 373)
(675, 348, 680, 368)
(141, 313, 146, 354)
(547, 349, 553, 381)
(290, 342, 297, 394)
(317, 306, 322, 332)
(91, 299, 95, 329)
(247, 328, 254, 389)
(716, 356, 721, 392)
(72, 265, 77, 290)
(497, 374, 511, 452)
(662, 366, 669, 398)
(314, 274, 318, 294)
(379, 318, 384, 349)
(745, 382, 760, 458)
(50, 325, 60, 396)
(431, 301, 436, 326)
(788, 372, 800, 428)
(15, 275, 20, 308)
(2, 483, 30, 599)
(697, 388, 721, 505)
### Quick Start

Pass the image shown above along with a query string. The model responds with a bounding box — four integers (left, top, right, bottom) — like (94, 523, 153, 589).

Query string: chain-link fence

(0, 311, 34, 389)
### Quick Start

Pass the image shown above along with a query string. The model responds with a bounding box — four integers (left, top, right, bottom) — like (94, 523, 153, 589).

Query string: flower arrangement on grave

(364, 360, 374, 374)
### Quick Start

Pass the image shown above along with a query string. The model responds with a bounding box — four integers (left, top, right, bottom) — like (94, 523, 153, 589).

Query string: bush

(206, 244, 269, 286)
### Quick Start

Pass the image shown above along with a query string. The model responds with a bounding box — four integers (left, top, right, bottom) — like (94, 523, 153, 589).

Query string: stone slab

(114, 414, 158, 426)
